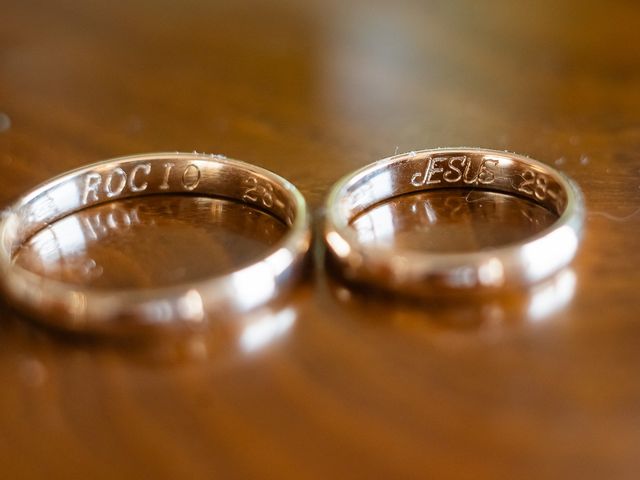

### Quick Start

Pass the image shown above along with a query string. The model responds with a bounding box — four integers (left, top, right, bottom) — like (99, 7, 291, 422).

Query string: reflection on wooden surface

(326, 267, 577, 330)
(1, 0, 640, 477)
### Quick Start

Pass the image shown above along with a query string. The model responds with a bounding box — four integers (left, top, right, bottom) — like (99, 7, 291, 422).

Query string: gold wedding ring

(0, 152, 311, 334)
(324, 148, 585, 295)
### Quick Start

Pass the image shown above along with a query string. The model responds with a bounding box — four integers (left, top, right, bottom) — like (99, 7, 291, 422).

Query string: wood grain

(1, 0, 640, 478)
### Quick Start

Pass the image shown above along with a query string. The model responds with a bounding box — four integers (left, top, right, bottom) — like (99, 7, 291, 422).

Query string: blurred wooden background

(1, 0, 640, 478)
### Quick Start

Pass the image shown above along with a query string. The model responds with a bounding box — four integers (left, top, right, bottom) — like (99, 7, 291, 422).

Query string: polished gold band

(324, 148, 585, 295)
(0, 152, 311, 334)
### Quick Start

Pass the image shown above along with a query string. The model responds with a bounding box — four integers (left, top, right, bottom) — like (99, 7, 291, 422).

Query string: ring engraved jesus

(324, 148, 585, 295)
(0, 152, 311, 334)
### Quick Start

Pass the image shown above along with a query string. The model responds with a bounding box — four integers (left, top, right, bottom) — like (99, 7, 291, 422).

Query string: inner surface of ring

(351, 189, 558, 252)
(5, 157, 298, 257)
(340, 152, 569, 224)
(13, 195, 288, 288)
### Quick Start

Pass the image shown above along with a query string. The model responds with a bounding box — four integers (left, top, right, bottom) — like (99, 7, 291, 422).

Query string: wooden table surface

(2, 0, 640, 478)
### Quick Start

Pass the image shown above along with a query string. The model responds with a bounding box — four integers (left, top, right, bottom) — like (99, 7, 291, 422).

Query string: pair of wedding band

(0, 149, 584, 334)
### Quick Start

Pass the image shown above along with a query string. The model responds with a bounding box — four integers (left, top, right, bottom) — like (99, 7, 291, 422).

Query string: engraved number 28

(517, 170, 548, 201)
(243, 176, 274, 208)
